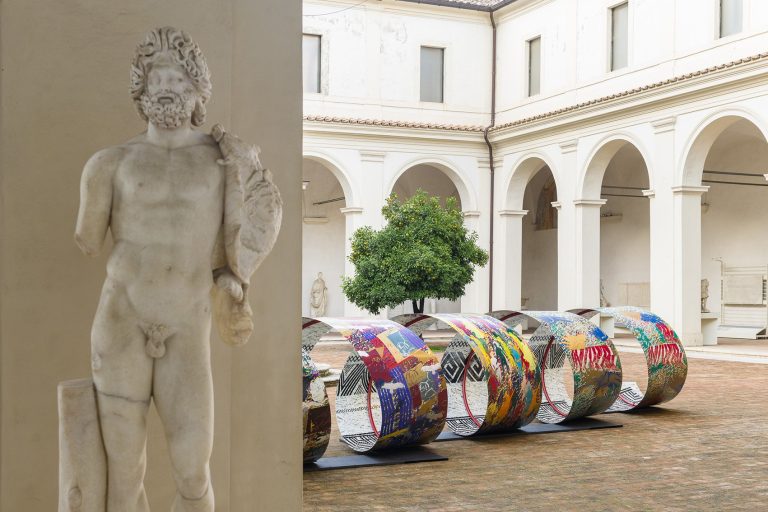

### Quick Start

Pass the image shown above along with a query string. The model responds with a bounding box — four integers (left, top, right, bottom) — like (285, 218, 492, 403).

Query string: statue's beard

(140, 90, 195, 129)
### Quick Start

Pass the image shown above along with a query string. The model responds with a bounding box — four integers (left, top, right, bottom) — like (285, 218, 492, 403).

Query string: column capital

(651, 116, 677, 134)
(573, 198, 607, 207)
(671, 185, 709, 196)
(360, 151, 386, 163)
(476, 156, 491, 169)
(642, 189, 655, 198)
(462, 210, 481, 218)
(559, 140, 578, 154)
(551, 201, 563, 210)
(340, 206, 364, 215)
(498, 209, 529, 217)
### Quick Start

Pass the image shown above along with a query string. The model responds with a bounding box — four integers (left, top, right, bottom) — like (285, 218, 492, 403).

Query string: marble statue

(310, 272, 328, 317)
(600, 279, 610, 308)
(65, 27, 282, 512)
(701, 278, 710, 313)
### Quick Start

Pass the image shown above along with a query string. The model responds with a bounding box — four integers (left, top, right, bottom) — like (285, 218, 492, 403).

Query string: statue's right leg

(91, 293, 153, 512)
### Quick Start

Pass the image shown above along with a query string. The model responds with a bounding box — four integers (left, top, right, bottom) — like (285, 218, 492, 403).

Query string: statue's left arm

(209, 124, 283, 346)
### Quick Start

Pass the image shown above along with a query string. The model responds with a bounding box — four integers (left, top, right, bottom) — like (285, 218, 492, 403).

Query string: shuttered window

(611, 2, 629, 71)
(720, 0, 743, 38)
(420, 46, 444, 103)
(303, 34, 321, 94)
(528, 36, 541, 97)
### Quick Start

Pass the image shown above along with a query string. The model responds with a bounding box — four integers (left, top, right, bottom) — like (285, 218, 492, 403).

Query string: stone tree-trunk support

(58, 379, 106, 512)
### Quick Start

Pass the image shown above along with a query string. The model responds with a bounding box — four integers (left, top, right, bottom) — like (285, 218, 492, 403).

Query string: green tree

(342, 190, 489, 314)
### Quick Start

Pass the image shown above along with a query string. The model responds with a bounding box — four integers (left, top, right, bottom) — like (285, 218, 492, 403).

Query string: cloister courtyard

(304, 342, 768, 511)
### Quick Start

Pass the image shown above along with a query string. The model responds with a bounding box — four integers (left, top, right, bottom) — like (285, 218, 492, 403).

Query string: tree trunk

(411, 299, 425, 314)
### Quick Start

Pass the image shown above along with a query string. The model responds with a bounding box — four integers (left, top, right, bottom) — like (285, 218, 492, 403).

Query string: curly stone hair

(130, 27, 212, 127)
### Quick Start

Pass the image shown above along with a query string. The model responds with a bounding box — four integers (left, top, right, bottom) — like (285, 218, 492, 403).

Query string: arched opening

(391, 163, 464, 208)
(302, 157, 349, 317)
(594, 142, 651, 310)
(696, 118, 768, 340)
(519, 161, 558, 311)
(389, 163, 465, 314)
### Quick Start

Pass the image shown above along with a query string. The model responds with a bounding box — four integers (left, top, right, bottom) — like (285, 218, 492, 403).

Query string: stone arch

(303, 151, 358, 207)
(504, 152, 560, 211)
(387, 156, 477, 212)
(680, 108, 768, 187)
(579, 132, 653, 200)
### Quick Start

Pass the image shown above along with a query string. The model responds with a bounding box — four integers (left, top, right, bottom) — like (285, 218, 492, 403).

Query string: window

(303, 34, 321, 94)
(420, 46, 444, 103)
(527, 36, 541, 97)
(720, 0, 743, 38)
(610, 2, 629, 71)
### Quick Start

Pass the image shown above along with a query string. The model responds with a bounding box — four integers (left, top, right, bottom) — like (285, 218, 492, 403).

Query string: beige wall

(0, 1, 302, 510)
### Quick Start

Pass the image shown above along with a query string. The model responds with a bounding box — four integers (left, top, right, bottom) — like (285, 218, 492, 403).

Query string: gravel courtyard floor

(303, 344, 768, 511)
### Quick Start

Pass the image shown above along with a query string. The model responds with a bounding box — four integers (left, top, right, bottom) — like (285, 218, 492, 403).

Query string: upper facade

(304, 0, 768, 130)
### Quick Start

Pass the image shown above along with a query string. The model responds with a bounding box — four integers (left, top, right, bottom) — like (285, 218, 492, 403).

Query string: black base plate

(304, 447, 448, 472)
(434, 417, 622, 442)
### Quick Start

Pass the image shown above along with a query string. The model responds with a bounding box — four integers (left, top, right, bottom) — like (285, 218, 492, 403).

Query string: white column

(495, 210, 528, 310)
(573, 199, 607, 309)
(556, 140, 578, 310)
(462, 210, 484, 313)
(359, 151, 387, 229)
(649, 117, 676, 324)
(673, 185, 709, 346)
(340, 206, 366, 317)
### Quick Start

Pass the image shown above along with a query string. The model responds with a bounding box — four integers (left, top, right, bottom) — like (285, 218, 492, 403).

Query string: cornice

(573, 199, 607, 207)
(671, 185, 710, 195)
(498, 209, 529, 217)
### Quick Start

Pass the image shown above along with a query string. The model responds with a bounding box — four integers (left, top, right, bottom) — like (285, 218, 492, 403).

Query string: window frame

(302, 33, 322, 95)
(526, 36, 542, 98)
(419, 45, 446, 104)
(608, 1, 630, 73)
(717, 0, 744, 39)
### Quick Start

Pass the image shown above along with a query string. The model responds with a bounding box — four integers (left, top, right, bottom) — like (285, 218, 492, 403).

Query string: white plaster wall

(302, 0, 768, 341)
(304, 0, 492, 126)
(495, 0, 768, 125)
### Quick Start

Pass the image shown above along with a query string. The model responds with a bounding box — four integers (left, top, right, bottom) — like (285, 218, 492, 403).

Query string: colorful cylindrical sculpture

(391, 313, 540, 436)
(303, 317, 447, 453)
(490, 310, 623, 424)
(301, 318, 332, 463)
(569, 307, 688, 411)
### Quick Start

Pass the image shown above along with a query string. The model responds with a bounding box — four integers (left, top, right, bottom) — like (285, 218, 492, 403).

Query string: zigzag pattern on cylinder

(303, 317, 447, 454)
(489, 310, 623, 424)
(568, 307, 688, 411)
(391, 313, 541, 437)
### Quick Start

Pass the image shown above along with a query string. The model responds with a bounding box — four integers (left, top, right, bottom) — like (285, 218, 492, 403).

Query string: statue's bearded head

(130, 27, 212, 129)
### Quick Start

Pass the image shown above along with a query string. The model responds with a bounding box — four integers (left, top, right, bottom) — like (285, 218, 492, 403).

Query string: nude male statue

(74, 27, 281, 511)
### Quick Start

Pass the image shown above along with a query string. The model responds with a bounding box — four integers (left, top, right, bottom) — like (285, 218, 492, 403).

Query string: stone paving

(303, 343, 768, 511)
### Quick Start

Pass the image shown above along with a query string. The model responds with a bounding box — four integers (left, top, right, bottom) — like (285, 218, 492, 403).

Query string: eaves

(489, 53, 768, 145)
